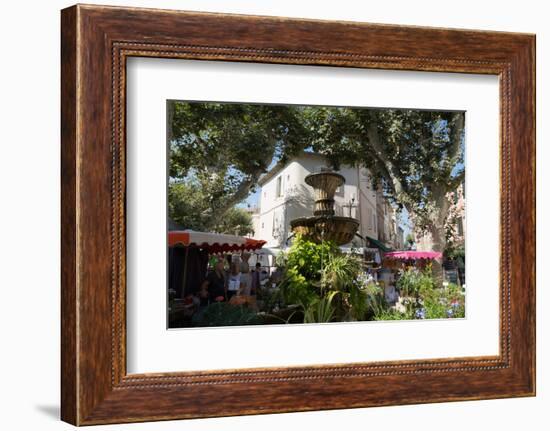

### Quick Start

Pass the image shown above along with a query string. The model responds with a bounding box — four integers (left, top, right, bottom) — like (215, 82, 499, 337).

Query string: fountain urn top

(304, 170, 345, 217)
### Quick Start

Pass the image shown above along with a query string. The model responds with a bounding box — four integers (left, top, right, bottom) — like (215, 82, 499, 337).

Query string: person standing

(200, 258, 226, 303)
(227, 261, 242, 300)
(250, 262, 262, 295)
(239, 253, 252, 296)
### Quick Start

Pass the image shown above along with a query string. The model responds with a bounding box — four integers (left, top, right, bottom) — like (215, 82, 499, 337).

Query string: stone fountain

(290, 169, 359, 246)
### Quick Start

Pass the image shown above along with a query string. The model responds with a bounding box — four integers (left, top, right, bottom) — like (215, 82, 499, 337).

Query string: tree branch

(366, 121, 412, 213)
(448, 112, 465, 167)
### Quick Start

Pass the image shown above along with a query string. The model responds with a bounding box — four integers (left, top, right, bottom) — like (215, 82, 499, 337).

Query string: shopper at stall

(200, 258, 226, 303)
(240, 253, 252, 296)
(250, 262, 262, 295)
(227, 261, 242, 299)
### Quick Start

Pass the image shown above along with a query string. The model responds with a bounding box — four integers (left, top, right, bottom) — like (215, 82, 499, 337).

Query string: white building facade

(255, 152, 383, 249)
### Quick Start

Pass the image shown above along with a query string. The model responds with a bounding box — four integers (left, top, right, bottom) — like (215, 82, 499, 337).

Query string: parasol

(384, 250, 442, 260)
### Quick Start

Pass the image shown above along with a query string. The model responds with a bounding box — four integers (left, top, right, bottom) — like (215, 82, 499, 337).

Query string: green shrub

(279, 266, 318, 306)
(285, 234, 338, 280)
(256, 285, 283, 313)
(397, 266, 436, 298)
(279, 234, 369, 322)
(279, 234, 337, 308)
(395, 267, 465, 319)
(321, 253, 368, 320)
(302, 291, 338, 323)
(362, 282, 390, 319)
(373, 308, 414, 321)
(192, 302, 261, 327)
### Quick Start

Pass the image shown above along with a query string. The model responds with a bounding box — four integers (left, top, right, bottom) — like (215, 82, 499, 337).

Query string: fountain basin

(290, 167, 360, 246)
(290, 216, 359, 246)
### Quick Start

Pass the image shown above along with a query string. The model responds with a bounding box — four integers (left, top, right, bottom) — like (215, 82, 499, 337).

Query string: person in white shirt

(226, 262, 242, 299)
(239, 252, 252, 296)
(384, 285, 399, 305)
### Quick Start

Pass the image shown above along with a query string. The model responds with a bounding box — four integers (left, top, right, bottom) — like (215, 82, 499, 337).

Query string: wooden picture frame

(61, 4, 535, 425)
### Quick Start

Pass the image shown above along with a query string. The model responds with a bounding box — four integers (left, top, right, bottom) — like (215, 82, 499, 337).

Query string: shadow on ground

(35, 404, 59, 420)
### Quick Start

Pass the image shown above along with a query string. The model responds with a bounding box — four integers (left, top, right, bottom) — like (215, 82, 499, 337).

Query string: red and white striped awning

(384, 250, 442, 260)
(168, 230, 266, 253)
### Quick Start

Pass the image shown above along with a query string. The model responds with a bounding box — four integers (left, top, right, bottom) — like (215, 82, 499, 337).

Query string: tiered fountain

(290, 169, 359, 246)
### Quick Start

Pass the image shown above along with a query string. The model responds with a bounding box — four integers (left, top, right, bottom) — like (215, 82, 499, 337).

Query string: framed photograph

(61, 4, 535, 425)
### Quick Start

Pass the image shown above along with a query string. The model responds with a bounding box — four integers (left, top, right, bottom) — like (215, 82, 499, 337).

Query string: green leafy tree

(212, 207, 254, 236)
(168, 101, 310, 225)
(306, 107, 465, 258)
(169, 102, 465, 261)
(168, 180, 253, 235)
(168, 179, 210, 231)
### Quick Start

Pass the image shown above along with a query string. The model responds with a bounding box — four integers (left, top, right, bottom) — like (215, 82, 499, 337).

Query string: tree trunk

(167, 102, 174, 144)
(428, 223, 446, 283)
(365, 112, 464, 268)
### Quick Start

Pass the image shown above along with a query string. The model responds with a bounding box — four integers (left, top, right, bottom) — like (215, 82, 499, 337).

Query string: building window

(276, 176, 283, 198)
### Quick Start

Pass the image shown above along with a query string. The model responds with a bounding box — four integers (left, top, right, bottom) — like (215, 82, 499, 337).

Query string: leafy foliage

(213, 207, 254, 236)
(169, 180, 253, 234)
(169, 101, 465, 254)
(445, 244, 465, 260)
(302, 291, 338, 323)
(395, 267, 465, 319)
(306, 108, 464, 208)
(373, 308, 414, 321)
(279, 234, 370, 322)
(279, 266, 318, 307)
(278, 235, 337, 307)
(191, 302, 261, 327)
(169, 101, 310, 227)
(305, 107, 465, 252)
(170, 102, 309, 178)
(321, 253, 369, 321)
(422, 282, 465, 319)
(397, 266, 436, 298)
(285, 235, 339, 281)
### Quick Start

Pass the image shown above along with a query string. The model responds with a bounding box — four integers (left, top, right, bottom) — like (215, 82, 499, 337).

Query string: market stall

(168, 230, 266, 297)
